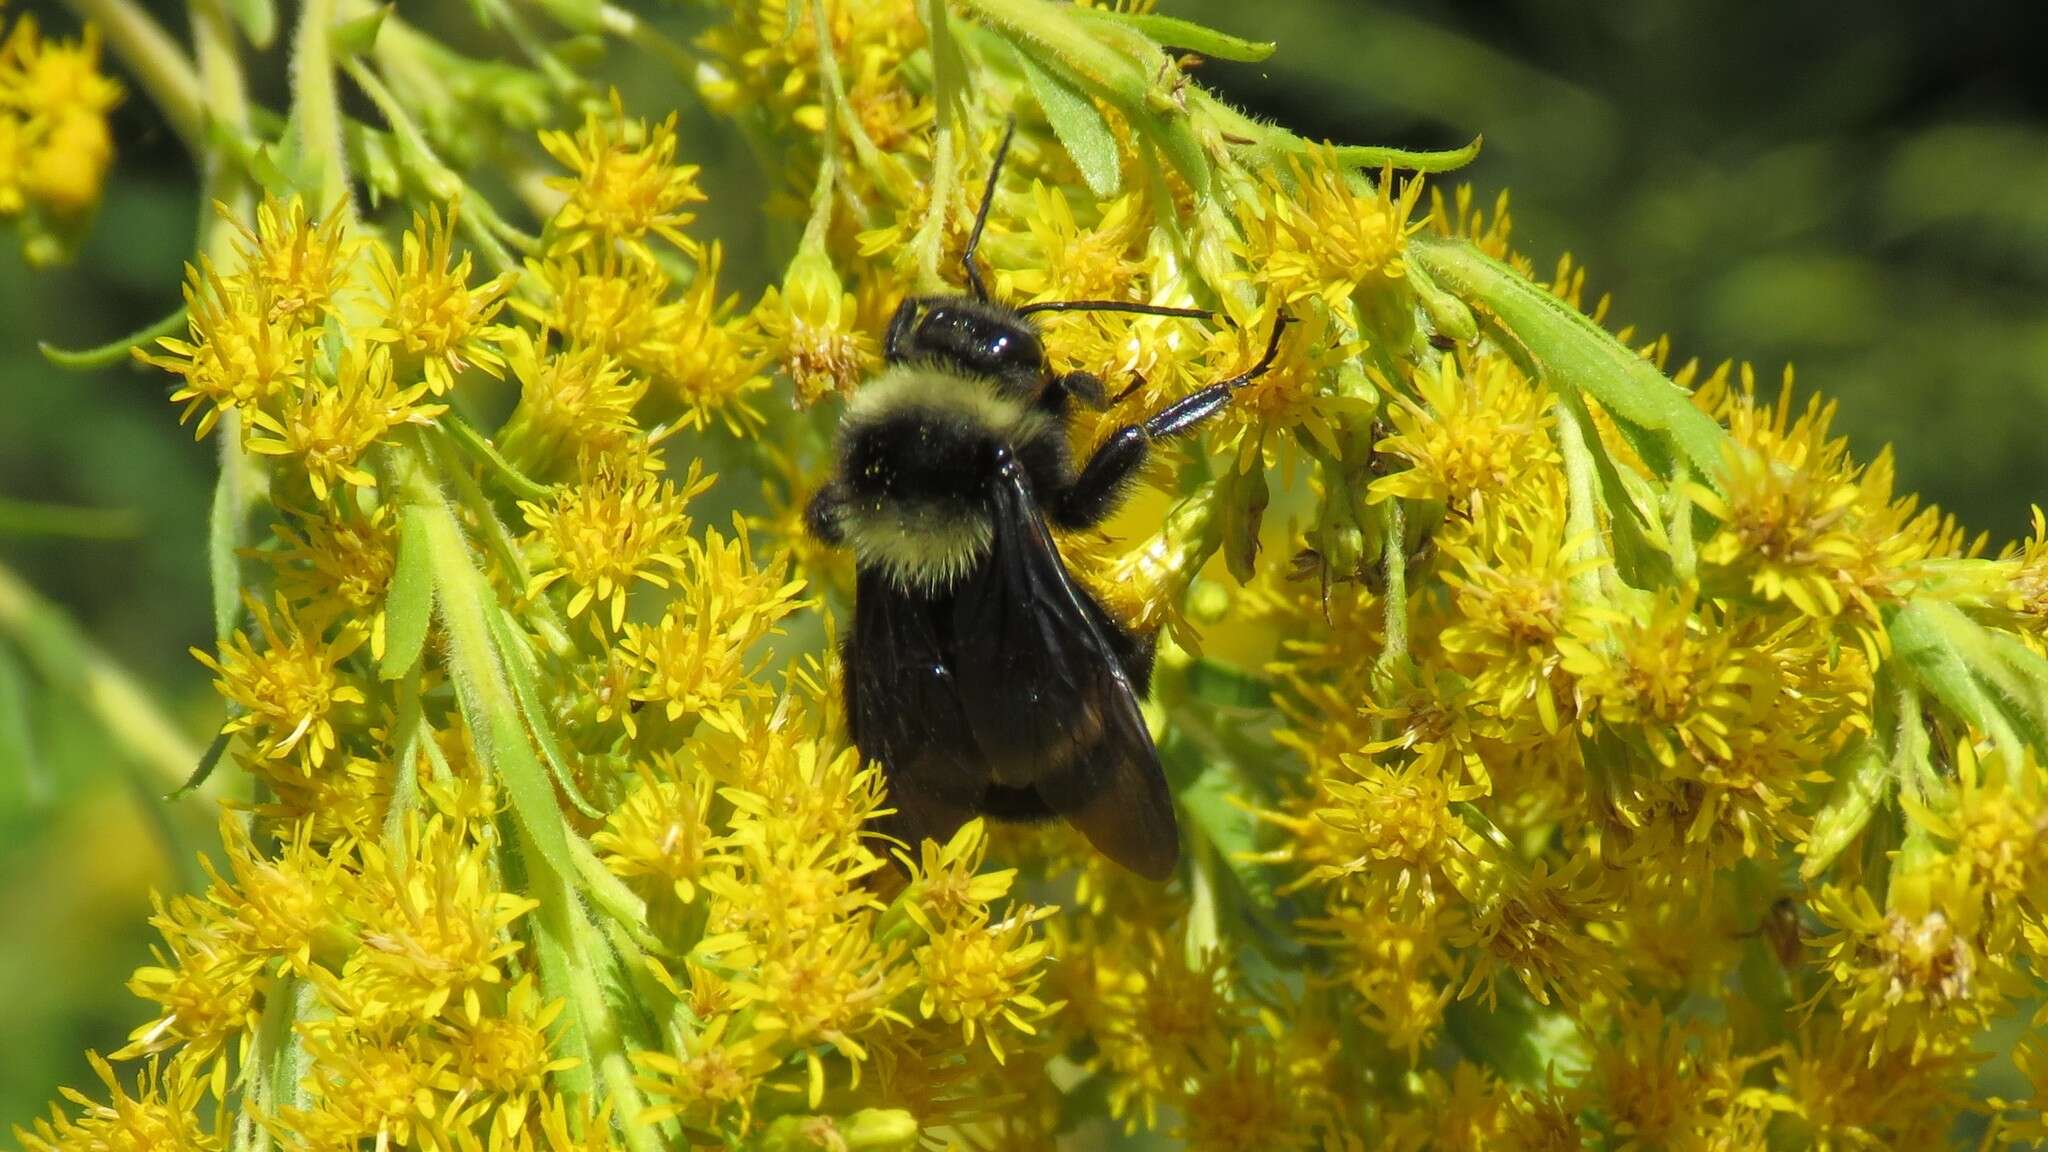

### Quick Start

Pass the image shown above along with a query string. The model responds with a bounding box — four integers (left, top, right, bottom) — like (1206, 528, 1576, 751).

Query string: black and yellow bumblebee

(806, 125, 1286, 880)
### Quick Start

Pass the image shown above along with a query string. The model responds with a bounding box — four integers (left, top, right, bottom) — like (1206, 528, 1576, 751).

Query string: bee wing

(847, 568, 984, 851)
(951, 453, 1179, 880)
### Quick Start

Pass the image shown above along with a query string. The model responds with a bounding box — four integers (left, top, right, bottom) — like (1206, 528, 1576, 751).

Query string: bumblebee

(806, 125, 1285, 880)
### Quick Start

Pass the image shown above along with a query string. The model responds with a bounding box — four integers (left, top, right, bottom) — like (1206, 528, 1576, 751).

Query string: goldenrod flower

(1370, 350, 1557, 514)
(497, 332, 648, 478)
(1239, 150, 1424, 311)
(645, 241, 771, 435)
(192, 596, 367, 773)
(14, 1054, 220, 1152)
(542, 93, 705, 264)
(230, 196, 358, 331)
(367, 202, 516, 394)
(520, 457, 710, 632)
(143, 259, 318, 438)
(38, 11, 2048, 1151)
(756, 244, 877, 408)
(593, 756, 727, 905)
(244, 343, 445, 501)
(618, 521, 806, 730)
(0, 13, 120, 235)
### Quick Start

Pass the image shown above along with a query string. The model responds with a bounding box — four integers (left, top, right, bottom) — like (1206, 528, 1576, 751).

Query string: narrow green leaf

(225, 0, 277, 48)
(1075, 8, 1275, 62)
(486, 604, 607, 820)
(379, 506, 435, 680)
(38, 305, 187, 371)
(1014, 47, 1123, 198)
(957, 0, 1148, 106)
(1551, 386, 1673, 589)
(1979, 630, 2048, 757)
(418, 498, 578, 882)
(1412, 239, 1733, 486)
(1218, 460, 1268, 585)
(1137, 111, 1213, 197)
(1327, 136, 1484, 174)
(208, 431, 251, 642)
(330, 3, 387, 56)
(1180, 764, 1274, 908)
(168, 728, 233, 800)
(1886, 599, 2035, 762)
(440, 415, 552, 503)
(1800, 736, 1889, 880)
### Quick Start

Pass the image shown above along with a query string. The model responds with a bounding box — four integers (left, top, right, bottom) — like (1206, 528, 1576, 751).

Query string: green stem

(1375, 499, 1409, 679)
(340, 56, 524, 275)
(289, 0, 353, 217)
(389, 445, 660, 1151)
(1552, 395, 1610, 606)
(439, 414, 553, 504)
(62, 0, 205, 153)
(0, 561, 204, 793)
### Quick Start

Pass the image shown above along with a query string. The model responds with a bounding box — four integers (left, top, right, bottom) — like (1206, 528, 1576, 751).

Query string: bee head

(885, 296, 1049, 399)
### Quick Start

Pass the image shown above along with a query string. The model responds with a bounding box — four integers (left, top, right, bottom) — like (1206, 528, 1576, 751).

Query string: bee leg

(883, 298, 925, 364)
(805, 482, 850, 544)
(1048, 369, 1109, 410)
(1050, 314, 1290, 529)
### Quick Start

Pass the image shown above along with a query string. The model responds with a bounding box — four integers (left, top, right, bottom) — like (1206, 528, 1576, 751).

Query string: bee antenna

(1013, 300, 1214, 320)
(962, 117, 1017, 301)
(1219, 310, 1293, 390)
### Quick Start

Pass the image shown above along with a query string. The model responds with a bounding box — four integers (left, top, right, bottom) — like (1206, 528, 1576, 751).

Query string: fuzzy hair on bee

(806, 121, 1288, 881)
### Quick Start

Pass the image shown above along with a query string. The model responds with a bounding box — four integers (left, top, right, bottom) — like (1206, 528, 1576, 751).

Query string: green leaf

(1412, 238, 1733, 486)
(1551, 385, 1673, 589)
(1137, 111, 1214, 197)
(38, 306, 188, 371)
(1014, 46, 1123, 198)
(415, 493, 578, 883)
(958, 0, 1148, 107)
(1801, 736, 1889, 880)
(486, 605, 607, 820)
(1218, 460, 1267, 584)
(330, 3, 388, 56)
(1179, 762, 1283, 916)
(1326, 136, 1485, 174)
(168, 728, 234, 800)
(225, 0, 278, 48)
(208, 432, 252, 643)
(1074, 8, 1275, 62)
(379, 506, 435, 680)
(1886, 598, 2041, 762)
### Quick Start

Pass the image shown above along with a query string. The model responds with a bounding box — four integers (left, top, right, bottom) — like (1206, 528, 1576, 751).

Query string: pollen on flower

(193, 596, 367, 774)
(1240, 150, 1425, 310)
(1370, 350, 1557, 515)
(756, 247, 879, 408)
(367, 202, 517, 394)
(521, 456, 710, 632)
(13, 1053, 219, 1152)
(542, 92, 706, 263)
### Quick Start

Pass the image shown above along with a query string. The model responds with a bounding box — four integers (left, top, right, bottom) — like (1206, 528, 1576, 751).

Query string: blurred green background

(5, 0, 2047, 1128)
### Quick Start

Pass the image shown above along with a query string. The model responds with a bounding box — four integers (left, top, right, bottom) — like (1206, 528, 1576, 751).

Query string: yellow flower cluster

(0, 11, 119, 264)
(18, 1, 2048, 1150)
